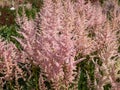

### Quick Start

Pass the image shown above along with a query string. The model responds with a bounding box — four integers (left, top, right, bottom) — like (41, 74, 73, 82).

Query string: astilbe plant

(0, 38, 23, 89)
(14, 0, 120, 90)
(88, 0, 120, 89)
(92, 21, 120, 90)
(39, 0, 77, 89)
(16, 0, 77, 89)
(73, 0, 95, 55)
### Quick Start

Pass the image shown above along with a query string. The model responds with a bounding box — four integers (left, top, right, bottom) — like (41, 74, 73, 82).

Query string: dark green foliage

(78, 69, 89, 90)
(3, 80, 16, 90)
(25, 7, 37, 19)
(23, 64, 40, 90)
(78, 59, 95, 90)
(28, 0, 43, 11)
(17, 5, 37, 19)
(103, 84, 112, 90)
(0, 25, 22, 49)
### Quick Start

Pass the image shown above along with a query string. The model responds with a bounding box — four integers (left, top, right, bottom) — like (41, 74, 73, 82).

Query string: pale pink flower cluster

(14, 0, 120, 89)
(0, 39, 23, 87)
(92, 21, 119, 89)
(39, 0, 76, 88)
(16, 0, 76, 88)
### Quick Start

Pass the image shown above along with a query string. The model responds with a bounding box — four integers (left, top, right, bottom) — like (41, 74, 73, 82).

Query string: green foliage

(27, 0, 43, 11)
(78, 59, 95, 90)
(103, 84, 112, 90)
(17, 6, 37, 19)
(0, 25, 22, 49)
(25, 7, 37, 19)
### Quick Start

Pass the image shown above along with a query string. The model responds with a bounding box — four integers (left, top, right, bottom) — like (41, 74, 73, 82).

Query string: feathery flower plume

(16, 0, 77, 89)
(38, 0, 76, 88)
(15, 0, 120, 89)
(0, 38, 23, 88)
